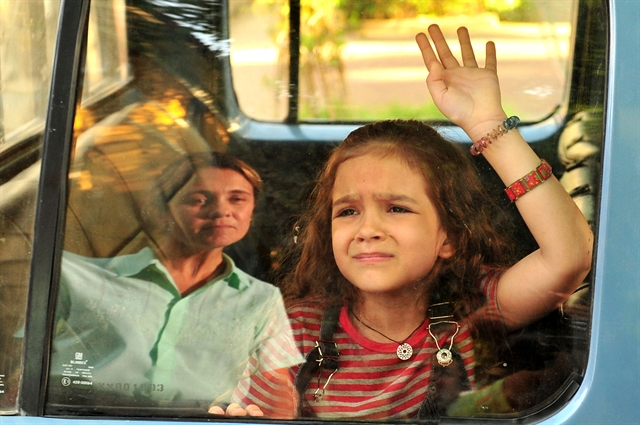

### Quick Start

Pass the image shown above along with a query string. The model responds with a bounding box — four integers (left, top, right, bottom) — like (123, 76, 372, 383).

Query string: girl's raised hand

(415, 25, 506, 141)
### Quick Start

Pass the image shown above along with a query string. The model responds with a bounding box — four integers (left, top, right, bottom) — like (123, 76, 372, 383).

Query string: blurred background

(229, 0, 572, 122)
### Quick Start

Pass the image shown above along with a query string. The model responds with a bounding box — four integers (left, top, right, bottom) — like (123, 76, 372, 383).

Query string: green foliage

(337, 0, 433, 26)
(485, 0, 539, 22)
(300, 100, 446, 121)
(299, 99, 517, 122)
(336, 0, 538, 27)
(296, 0, 347, 119)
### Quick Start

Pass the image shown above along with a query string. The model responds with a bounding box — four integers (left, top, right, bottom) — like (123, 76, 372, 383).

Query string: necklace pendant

(396, 342, 413, 361)
(436, 348, 453, 366)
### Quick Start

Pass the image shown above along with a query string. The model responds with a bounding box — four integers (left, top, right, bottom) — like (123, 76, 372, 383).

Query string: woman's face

(168, 166, 255, 253)
(330, 153, 454, 299)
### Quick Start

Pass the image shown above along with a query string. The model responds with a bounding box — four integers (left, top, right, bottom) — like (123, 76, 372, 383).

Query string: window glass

(0, 0, 129, 150)
(0, 0, 129, 413)
(41, 0, 604, 421)
(229, 0, 289, 121)
(82, 0, 130, 106)
(229, 0, 573, 122)
(0, 0, 61, 413)
(47, 0, 300, 414)
(0, 0, 60, 149)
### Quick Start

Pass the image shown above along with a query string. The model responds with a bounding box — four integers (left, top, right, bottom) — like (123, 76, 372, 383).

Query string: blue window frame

(1, 0, 639, 423)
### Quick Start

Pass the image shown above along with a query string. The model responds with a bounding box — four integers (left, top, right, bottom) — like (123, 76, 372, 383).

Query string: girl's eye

(389, 205, 410, 213)
(336, 208, 358, 217)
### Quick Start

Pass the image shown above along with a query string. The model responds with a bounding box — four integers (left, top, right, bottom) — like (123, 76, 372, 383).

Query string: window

(229, 0, 574, 122)
(0, 0, 129, 413)
(1, 0, 611, 422)
(0, 0, 60, 149)
(0, 0, 62, 413)
(0, 0, 129, 150)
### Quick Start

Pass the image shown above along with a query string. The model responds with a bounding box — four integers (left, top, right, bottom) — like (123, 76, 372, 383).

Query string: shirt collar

(104, 247, 246, 291)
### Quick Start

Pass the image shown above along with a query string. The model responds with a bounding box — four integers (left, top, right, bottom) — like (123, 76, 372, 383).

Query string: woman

(50, 152, 302, 409)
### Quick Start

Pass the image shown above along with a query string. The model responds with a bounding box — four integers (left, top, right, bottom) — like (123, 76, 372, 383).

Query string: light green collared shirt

(50, 248, 302, 407)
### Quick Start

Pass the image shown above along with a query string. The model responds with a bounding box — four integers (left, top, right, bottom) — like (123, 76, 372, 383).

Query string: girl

(219, 24, 593, 419)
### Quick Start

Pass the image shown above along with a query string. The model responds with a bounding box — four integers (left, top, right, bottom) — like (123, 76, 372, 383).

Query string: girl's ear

(438, 237, 455, 259)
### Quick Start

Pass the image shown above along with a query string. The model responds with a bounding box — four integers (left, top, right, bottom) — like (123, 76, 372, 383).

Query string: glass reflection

(50, 151, 301, 408)
(40, 0, 602, 420)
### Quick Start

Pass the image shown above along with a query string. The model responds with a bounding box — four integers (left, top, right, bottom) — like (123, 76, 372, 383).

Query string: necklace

(350, 310, 425, 361)
(427, 321, 460, 367)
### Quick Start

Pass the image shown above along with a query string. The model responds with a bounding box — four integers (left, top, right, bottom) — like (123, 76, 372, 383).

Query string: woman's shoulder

(226, 259, 280, 295)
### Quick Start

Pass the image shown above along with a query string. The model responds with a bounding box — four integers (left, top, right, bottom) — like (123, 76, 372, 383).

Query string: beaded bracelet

(470, 116, 520, 156)
(505, 160, 553, 202)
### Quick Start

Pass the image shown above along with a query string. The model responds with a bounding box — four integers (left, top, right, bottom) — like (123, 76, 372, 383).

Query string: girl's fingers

(485, 41, 497, 72)
(246, 404, 265, 416)
(415, 32, 439, 72)
(226, 403, 248, 416)
(208, 403, 263, 417)
(427, 24, 459, 68)
(457, 27, 478, 67)
(208, 406, 225, 415)
(416, 32, 447, 97)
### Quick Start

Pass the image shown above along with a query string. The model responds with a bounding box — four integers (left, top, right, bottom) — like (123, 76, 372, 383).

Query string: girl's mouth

(353, 252, 393, 263)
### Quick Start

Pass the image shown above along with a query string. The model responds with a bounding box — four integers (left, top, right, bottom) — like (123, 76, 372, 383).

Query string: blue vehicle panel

(0, 0, 638, 423)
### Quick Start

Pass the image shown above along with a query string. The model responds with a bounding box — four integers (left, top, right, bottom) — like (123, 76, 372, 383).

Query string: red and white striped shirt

(232, 268, 504, 420)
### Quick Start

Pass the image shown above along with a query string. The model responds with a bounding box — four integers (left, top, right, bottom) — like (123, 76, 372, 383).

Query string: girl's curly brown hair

(280, 120, 516, 317)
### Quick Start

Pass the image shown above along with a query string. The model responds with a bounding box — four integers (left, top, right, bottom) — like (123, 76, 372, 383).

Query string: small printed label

(0, 373, 5, 394)
(95, 382, 164, 392)
(60, 351, 94, 385)
(57, 354, 166, 394)
(62, 376, 92, 386)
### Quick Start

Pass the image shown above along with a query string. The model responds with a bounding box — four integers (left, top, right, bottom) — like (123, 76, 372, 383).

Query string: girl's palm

(416, 25, 505, 135)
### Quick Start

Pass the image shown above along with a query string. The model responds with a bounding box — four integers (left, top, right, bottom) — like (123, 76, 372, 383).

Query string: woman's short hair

(158, 151, 262, 202)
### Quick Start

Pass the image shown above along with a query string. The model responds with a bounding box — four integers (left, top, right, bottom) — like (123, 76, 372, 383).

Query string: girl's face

(331, 152, 454, 299)
(168, 167, 255, 253)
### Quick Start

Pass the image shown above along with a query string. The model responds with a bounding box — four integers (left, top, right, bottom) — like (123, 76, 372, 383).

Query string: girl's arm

(416, 25, 593, 331)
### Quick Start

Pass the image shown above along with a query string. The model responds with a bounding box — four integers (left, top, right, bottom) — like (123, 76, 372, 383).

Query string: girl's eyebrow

(374, 193, 419, 204)
(332, 192, 418, 207)
(332, 194, 359, 208)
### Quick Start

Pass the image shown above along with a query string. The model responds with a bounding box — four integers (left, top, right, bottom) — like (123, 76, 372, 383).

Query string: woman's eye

(389, 205, 410, 213)
(184, 196, 208, 206)
(230, 196, 247, 204)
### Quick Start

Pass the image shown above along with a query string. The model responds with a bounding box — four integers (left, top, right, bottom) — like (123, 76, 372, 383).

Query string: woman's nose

(205, 200, 230, 218)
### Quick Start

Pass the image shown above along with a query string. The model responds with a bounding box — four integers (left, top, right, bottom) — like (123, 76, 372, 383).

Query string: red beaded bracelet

(505, 160, 553, 202)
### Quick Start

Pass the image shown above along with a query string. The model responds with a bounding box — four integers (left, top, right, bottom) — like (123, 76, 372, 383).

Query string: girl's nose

(356, 212, 385, 241)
